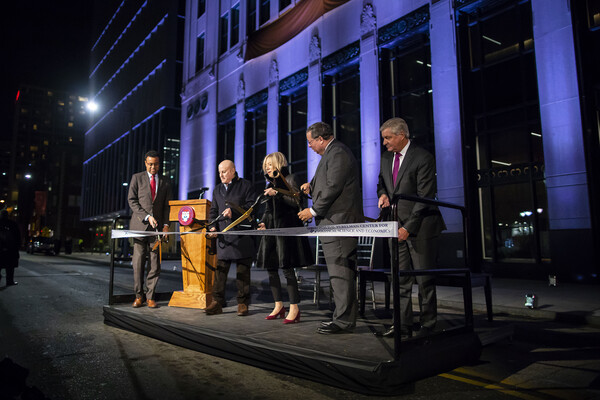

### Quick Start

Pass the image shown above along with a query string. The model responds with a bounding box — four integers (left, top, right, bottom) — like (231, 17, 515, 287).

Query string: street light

(86, 101, 99, 112)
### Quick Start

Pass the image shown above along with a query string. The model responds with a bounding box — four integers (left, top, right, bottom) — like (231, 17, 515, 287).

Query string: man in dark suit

(205, 160, 256, 317)
(377, 118, 446, 338)
(128, 150, 172, 308)
(298, 122, 363, 334)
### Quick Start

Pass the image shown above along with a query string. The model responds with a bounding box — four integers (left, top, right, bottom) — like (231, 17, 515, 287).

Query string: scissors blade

(222, 207, 254, 232)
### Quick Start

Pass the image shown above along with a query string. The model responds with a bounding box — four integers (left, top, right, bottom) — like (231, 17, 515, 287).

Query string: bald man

(205, 160, 256, 316)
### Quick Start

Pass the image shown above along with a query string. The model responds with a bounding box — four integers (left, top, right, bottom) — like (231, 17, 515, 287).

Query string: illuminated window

(58, 101, 65, 106)
(68, 122, 74, 128)
(43, 140, 49, 146)
(30, 146, 38, 152)
(47, 91, 53, 96)
(69, 137, 73, 142)
(33, 124, 38, 130)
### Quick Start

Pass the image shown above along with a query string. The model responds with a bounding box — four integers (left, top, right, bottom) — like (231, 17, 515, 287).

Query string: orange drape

(245, 0, 350, 61)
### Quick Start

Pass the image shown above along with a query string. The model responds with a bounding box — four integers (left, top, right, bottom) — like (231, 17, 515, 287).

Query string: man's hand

(223, 208, 232, 219)
(300, 183, 310, 195)
(378, 194, 390, 209)
(148, 216, 158, 229)
(206, 227, 217, 239)
(264, 188, 277, 197)
(298, 208, 313, 222)
(398, 227, 409, 241)
(257, 222, 266, 230)
(162, 225, 169, 243)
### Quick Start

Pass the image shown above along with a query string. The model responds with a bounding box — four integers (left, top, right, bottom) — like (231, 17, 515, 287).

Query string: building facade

(7, 84, 89, 246)
(82, 0, 184, 227)
(180, 0, 598, 281)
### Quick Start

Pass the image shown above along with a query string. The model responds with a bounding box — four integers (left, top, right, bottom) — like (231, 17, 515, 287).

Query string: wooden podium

(167, 199, 216, 308)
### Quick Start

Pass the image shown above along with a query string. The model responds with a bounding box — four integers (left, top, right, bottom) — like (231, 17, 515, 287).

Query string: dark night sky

(1, 1, 93, 140)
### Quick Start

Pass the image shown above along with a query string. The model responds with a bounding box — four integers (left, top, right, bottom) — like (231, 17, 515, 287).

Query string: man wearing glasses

(298, 122, 363, 334)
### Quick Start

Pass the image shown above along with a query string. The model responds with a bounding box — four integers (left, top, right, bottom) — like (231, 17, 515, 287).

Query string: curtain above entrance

(245, 0, 350, 61)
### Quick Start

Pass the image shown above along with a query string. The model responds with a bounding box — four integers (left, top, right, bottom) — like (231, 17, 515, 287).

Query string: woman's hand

(264, 188, 277, 197)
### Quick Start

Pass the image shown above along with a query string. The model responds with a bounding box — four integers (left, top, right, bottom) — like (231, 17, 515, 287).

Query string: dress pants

(396, 236, 439, 331)
(321, 236, 358, 329)
(212, 258, 252, 306)
(132, 236, 160, 300)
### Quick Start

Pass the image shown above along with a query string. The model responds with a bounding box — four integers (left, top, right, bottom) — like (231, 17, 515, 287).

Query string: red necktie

(150, 174, 156, 201)
(392, 153, 401, 186)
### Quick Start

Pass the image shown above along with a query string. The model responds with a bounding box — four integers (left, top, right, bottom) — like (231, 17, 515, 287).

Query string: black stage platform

(104, 302, 481, 395)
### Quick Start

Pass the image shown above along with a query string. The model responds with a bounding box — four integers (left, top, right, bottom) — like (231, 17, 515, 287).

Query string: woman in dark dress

(256, 152, 313, 323)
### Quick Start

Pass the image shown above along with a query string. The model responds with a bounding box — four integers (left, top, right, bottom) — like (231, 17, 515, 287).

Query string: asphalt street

(0, 253, 599, 399)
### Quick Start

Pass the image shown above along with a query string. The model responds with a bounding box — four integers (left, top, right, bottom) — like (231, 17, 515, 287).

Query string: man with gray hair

(376, 117, 446, 338)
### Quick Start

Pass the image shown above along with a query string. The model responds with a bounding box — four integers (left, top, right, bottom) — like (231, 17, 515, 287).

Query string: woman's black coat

(256, 170, 314, 270)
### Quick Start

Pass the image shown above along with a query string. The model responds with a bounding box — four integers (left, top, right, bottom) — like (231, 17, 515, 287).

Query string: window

(231, 5, 240, 47)
(279, 86, 308, 183)
(247, 0, 257, 36)
(245, 91, 268, 194)
(457, 0, 549, 263)
(380, 38, 435, 154)
(279, 0, 291, 12)
(322, 65, 362, 166)
(259, 0, 270, 26)
(196, 34, 205, 72)
(217, 107, 236, 169)
(219, 13, 229, 55)
(197, 0, 205, 18)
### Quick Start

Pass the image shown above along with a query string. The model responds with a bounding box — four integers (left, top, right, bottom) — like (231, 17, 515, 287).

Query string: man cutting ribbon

(205, 160, 256, 317)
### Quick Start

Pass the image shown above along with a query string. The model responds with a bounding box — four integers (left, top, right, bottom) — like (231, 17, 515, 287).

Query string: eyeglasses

(307, 137, 321, 146)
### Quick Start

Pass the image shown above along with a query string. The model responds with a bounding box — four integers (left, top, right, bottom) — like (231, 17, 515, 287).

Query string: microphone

(198, 187, 209, 199)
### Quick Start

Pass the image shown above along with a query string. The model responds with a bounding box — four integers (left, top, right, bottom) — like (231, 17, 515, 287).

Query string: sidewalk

(59, 252, 600, 327)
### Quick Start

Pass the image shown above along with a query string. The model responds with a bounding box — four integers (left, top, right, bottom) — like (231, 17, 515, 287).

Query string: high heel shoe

(265, 307, 286, 320)
(283, 310, 301, 324)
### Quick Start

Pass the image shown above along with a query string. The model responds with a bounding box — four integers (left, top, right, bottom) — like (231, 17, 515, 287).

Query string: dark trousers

(212, 258, 252, 306)
(1, 266, 16, 284)
(132, 237, 160, 300)
(395, 236, 440, 331)
(321, 236, 358, 329)
(268, 267, 300, 304)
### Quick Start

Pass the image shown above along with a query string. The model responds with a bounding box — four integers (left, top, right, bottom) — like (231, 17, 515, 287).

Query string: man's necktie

(392, 153, 401, 186)
(150, 174, 156, 201)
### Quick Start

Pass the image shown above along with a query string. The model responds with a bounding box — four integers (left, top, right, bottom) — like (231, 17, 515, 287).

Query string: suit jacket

(377, 143, 446, 239)
(128, 171, 172, 232)
(209, 175, 256, 260)
(310, 139, 363, 226)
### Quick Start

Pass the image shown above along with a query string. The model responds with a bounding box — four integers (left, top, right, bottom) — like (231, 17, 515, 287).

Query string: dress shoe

(132, 298, 144, 308)
(374, 326, 412, 339)
(205, 301, 223, 315)
(316, 323, 353, 335)
(7, 281, 18, 286)
(283, 311, 300, 324)
(320, 320, 334, 327)
(237, 303, 249, 316)
(147, 299, 158, 308)
(416, 326, 434, 337)
(265, 307, 286, 320)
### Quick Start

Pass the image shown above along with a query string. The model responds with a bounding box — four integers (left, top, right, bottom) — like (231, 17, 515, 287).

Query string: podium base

(168, 291, 212, 309)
